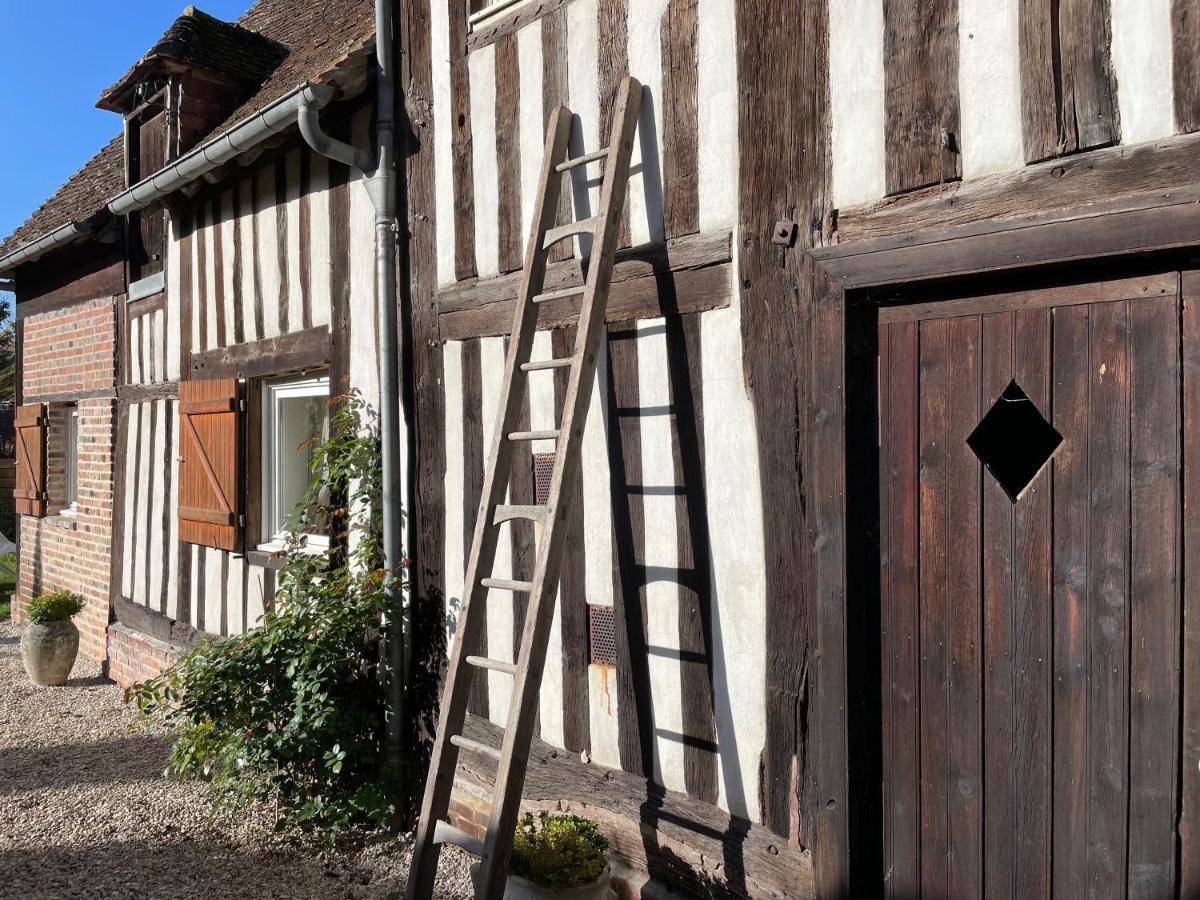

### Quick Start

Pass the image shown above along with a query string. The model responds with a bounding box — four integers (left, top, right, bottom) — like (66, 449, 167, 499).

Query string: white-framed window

(62, 407, 79, 516)
(469, 0, 536, 27)
(260, 374, 330, 552)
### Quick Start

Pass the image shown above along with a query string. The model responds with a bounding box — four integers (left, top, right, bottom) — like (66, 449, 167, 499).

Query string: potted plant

(500, 812, 612, 899)
(20, 590, 85, 686)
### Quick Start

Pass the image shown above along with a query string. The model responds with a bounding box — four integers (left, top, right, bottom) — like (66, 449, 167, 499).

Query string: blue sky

(0, 0, 253, 245)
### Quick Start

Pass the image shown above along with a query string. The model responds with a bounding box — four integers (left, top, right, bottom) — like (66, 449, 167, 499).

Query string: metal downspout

(371, 0, 407, 782)
(295, 0, 405, 783)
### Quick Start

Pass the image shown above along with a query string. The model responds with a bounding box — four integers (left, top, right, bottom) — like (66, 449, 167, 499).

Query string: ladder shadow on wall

(606, 285, 752, 897)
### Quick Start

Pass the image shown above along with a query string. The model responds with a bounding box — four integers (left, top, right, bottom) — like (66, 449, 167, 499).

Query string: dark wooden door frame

(801, 183, 1200, 893)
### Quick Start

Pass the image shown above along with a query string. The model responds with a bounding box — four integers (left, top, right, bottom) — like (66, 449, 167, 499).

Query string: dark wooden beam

(118, 382, 180, 405)
(437, 231, 731, 340)
(399, 0, 447, 771)
(820, 184, 1200, 290)
(114, 594, 212, 650)
(835, 132, 1200, 243)
(736, 0, 842, 891)
(187, 325, 330, 380)
(882, 0, 961, 193)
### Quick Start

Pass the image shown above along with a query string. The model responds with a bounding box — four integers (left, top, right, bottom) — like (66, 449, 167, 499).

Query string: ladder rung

(543, 216, 603, 251)
(467, 655, 517, 675)
(555, 149, 608, 172)
(481, 577, 534, 593)
(521, 358, 573, 372)
(450, 734, 503, 761)
(509, 429, 559, 442)
(532, 285, 584, 305)
(433, 820, 485, 857)
(494, 504, 549, 525)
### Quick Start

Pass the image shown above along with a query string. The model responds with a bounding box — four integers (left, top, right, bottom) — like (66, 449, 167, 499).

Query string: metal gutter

(108, 82, 338, 216)
(1, 81, 340, 275)
(0, 221, 94, 274)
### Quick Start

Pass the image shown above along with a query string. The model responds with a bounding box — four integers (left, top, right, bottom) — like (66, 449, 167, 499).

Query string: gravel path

(0, 622, 473, 899)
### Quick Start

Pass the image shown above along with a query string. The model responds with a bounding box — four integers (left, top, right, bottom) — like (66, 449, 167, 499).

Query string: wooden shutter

(14, 403, 47, 517)
(178, 379, 242, 551)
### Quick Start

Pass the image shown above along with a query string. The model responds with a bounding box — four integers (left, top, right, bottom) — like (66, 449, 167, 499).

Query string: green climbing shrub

(26, 590, 85, 623)
(127, 392, 402, 840)
(511, 812, 610, 890)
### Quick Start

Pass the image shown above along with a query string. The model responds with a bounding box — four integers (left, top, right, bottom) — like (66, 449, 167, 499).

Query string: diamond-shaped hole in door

(966, 380, 1063, 502)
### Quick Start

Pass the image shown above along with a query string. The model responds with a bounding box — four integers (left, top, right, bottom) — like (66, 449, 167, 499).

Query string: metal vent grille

(533, 453, 556, 505)
(588, 604, 617, 666)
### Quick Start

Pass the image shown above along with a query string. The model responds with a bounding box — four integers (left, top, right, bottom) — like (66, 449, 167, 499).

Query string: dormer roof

(96, 6, 289, 114)
(0, 0, 373, 267)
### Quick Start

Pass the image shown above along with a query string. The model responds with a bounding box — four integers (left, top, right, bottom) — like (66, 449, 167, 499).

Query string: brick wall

(15, 297, 117, 669)
(106, 622, 182, 687)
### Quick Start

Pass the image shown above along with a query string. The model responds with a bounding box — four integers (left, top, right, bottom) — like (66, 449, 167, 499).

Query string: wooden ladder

(406, 75, 643, 900)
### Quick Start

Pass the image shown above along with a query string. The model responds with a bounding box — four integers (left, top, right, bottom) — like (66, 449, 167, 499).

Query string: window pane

(277, 394, 327, 530)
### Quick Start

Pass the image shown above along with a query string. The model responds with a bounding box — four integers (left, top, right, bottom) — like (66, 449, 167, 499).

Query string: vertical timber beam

(400, 0, 448, 775)
(736, 0, 844, 894)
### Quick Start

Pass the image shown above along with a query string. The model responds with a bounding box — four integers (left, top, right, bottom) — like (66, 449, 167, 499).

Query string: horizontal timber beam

(188, 326, 330, 381)
(114, 595, 212, 650)
(437, 231, 732, 341)
(118, 382, 180, 405)
(837, 130, 1200, 243)
(455, 715, 814, 900)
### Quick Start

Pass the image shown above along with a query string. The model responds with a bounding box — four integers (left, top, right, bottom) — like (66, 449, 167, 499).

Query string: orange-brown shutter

(178, 379, 242, 551)
(14, 403, 47, 518)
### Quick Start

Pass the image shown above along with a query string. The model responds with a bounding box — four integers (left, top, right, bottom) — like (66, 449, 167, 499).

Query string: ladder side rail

(406, 105, 574, 900)
(475, 76, 644, 900)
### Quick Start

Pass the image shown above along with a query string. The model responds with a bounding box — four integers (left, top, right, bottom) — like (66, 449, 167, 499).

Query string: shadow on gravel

(0, 734, 168, 797)
(0, 636, 18, 646)
(0, 840, 402, 900)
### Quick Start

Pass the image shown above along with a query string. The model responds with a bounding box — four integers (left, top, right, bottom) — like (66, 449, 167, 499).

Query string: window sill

(247, 536, 329, 569)
(44, 513, 80, 531)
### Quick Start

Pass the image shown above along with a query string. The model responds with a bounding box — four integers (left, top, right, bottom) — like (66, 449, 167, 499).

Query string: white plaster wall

(432, 0, 457, 287)
(285, 150, 305, 333)
(350, 111, 381, 409)
(528, 330, 565, 747)
(166, 216, 182, 380)
(204, 548, 223, 632)
(697, 0, 738, 230)
(959, 0, 1024, 177)
(204, 213, 218, 350)
(828, 0, 886, 208)
(237, 180, 259, 344)
(221, 190, 238, 346)
(470, 44, 501, 278)
(165, 399, 181, 622)
(480, 336, 513, 724)
(309, 152, 333, 329)
(147, 401, 167, 610)
(1112, 0, 1174, 143)
(626, 0, 669, 247)
(443, 341, 466, 636)
(518, 20, 545, 245)
(700, 267, 766, 823)
(257, 164, 282, 340)
(636, 319, 683, 793)
(567, 0, 600, 258)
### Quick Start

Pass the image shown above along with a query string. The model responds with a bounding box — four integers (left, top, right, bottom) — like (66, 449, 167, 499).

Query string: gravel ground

(0, 621, 473, 899)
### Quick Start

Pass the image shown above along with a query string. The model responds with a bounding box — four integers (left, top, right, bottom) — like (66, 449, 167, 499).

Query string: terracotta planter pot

(21, 619, 80, 686)
(473, 864, 613, 900)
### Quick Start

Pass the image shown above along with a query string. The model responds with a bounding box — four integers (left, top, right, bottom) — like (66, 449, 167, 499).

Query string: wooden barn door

(877, 272, 1191, 898)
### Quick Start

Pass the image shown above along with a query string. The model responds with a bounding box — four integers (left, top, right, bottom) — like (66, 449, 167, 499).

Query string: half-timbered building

(3, 0, 1200, 895)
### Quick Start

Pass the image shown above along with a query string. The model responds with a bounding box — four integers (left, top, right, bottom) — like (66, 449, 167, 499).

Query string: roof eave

(0, 221, 96, 277)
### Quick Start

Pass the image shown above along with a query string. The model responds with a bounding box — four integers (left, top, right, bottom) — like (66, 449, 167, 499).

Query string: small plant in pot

(21, 591, 85, 686)
(501, 812, 612, 899)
